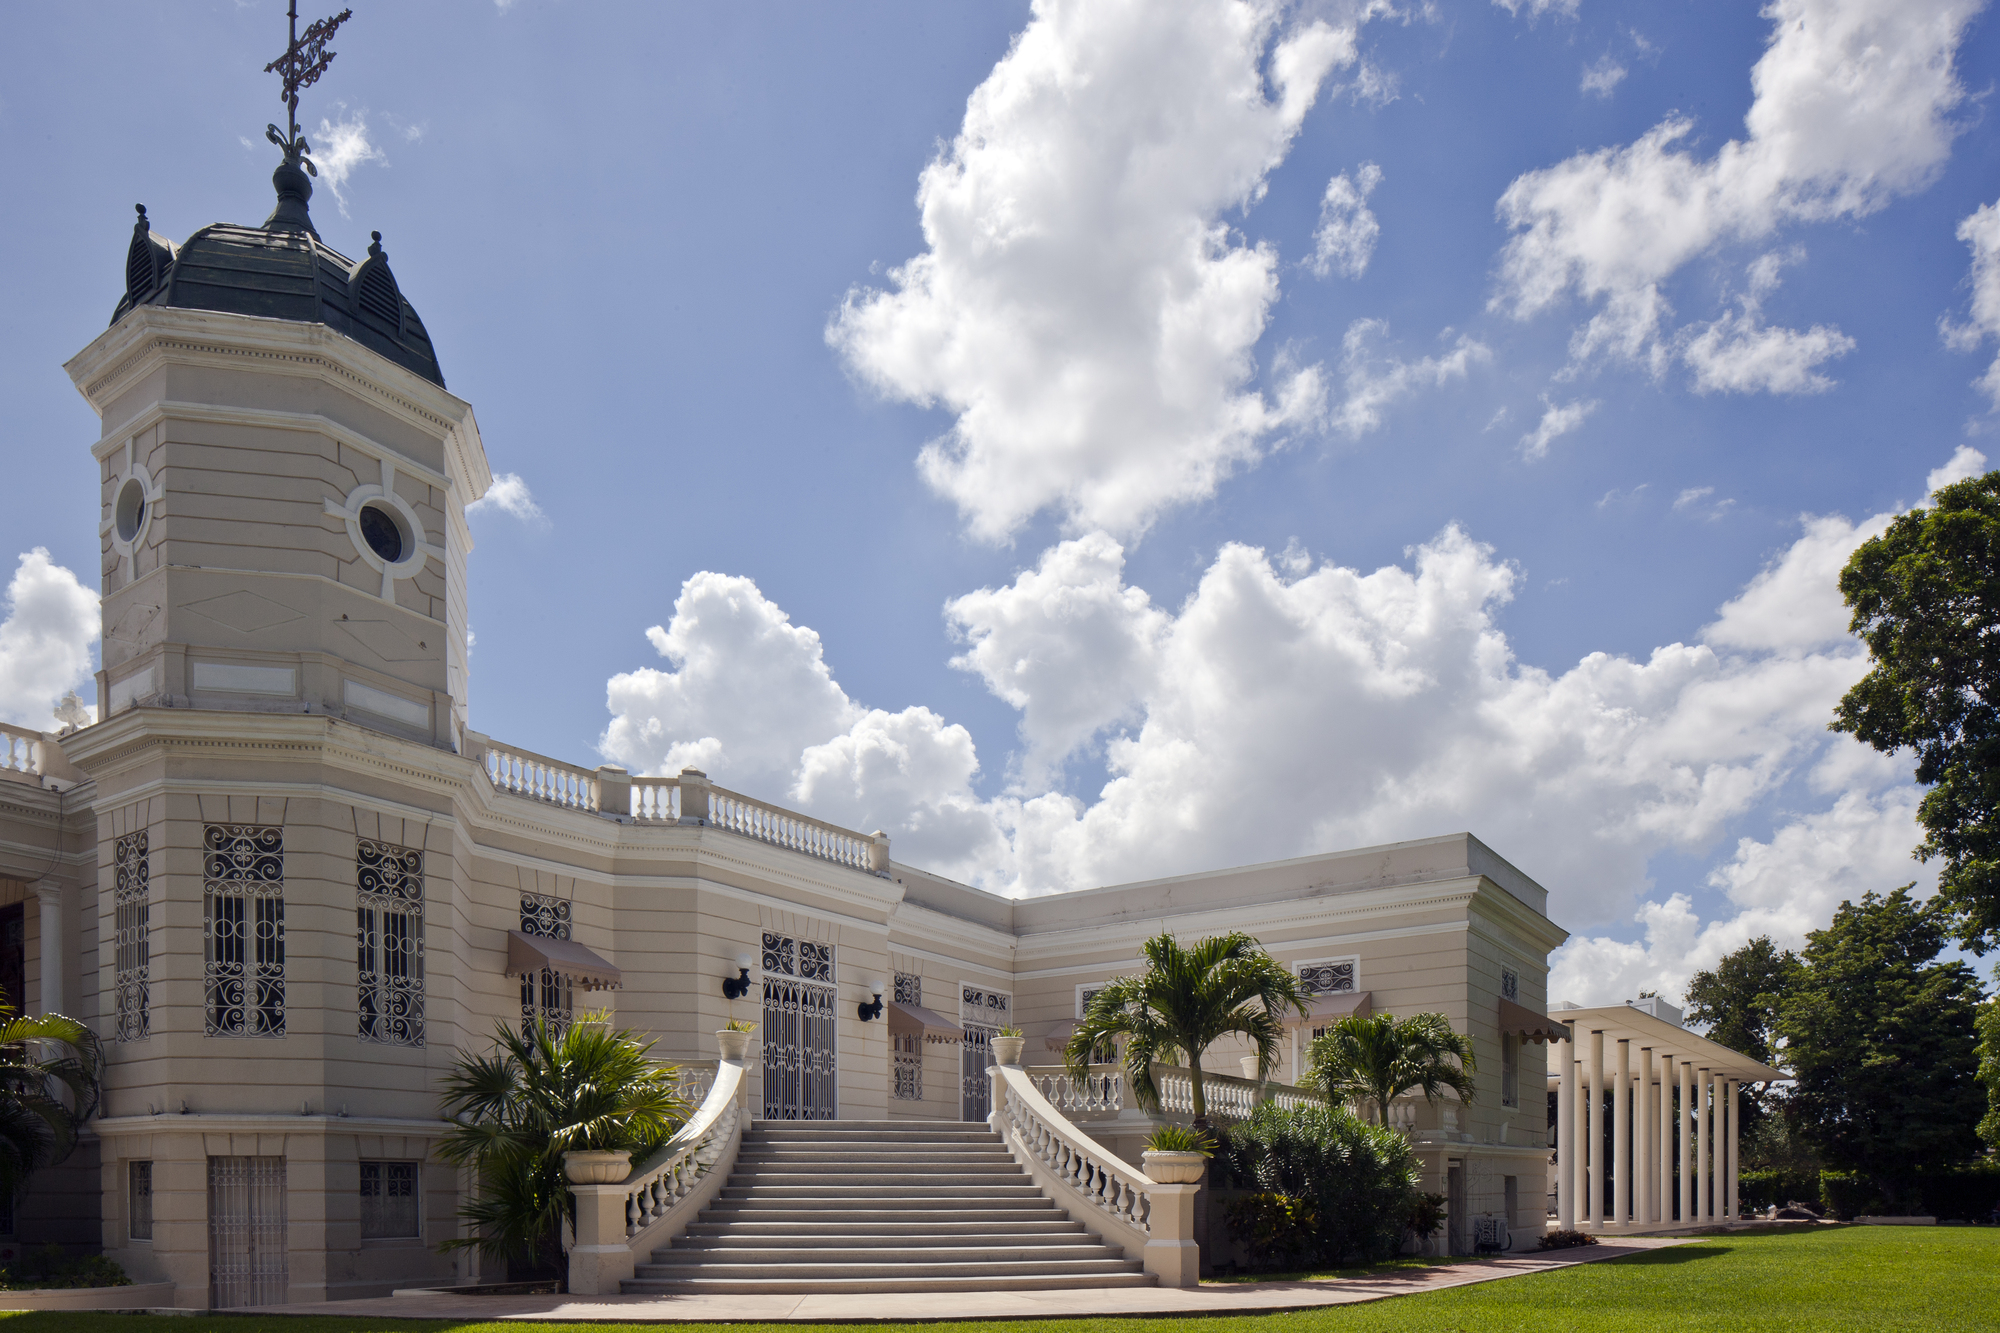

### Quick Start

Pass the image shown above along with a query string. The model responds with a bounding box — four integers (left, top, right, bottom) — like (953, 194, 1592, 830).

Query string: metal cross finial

(263, 1, 353, 175)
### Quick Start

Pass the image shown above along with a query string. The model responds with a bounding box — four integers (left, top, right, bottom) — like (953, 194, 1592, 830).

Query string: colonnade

(1553, 1028, 1740, 1229)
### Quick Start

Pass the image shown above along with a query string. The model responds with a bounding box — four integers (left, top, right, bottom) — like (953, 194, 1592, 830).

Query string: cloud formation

(826, 0, 1374, 541)
(599, 452, 1976, 1004)
(310, 113, 385, 215)
(1519, 395, 1598, 460)
(1332, 320, 1490, 436)
(0, 550, 99, 730)
(466, 472, 547, 524)
(1308, 163, 1384, 278)
(1496, 0, 1981, 389)
(1943, 198, 2000, 408)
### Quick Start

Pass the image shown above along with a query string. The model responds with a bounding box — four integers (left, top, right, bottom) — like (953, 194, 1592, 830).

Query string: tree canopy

(1683, 935, 1800, 1134)
(1304, 1011, 1475, 1129)
(1833, 471, 2000, 951)
(1777, 888, 1984, 1205)
(1065, 931, 1305, 1128)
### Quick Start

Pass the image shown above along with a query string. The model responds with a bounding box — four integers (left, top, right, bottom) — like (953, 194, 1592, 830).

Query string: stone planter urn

(991, 1035, 1027, 1067)
(1239, 1055, 1261, 1080)
(1143, 1150, 1209, 1184)
(563, 1149, 632, 1184)
(717, 1028, 752, 1061)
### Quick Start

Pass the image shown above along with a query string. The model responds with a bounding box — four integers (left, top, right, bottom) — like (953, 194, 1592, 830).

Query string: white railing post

(678, 768, 711, 824)
(595, 765, 631, 820)
(870, 830, 891, 874)
(566, 1170, 637, 1296)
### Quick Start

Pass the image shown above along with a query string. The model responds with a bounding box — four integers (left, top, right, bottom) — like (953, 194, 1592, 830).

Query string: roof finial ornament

(368, 230, 384, 260)
(263, 1, 352, 175)
(133, 204, 149, 235)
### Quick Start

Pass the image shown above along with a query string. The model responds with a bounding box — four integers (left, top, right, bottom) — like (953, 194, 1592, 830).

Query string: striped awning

(888, 1001, 964, 1044)
(505, 930, 622, 991)
(1500, 996, 1569, 1044)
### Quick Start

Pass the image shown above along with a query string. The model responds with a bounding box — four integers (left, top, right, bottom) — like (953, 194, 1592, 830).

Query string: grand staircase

(621, 1119, 1155, 1294)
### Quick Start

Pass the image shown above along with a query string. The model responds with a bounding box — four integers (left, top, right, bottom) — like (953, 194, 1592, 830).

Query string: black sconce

(857, 991, 884, 1022)
(722, 966, 752, 1000)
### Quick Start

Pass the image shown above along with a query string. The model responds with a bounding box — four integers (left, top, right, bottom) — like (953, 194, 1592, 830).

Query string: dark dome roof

(112, 161, 444, 388)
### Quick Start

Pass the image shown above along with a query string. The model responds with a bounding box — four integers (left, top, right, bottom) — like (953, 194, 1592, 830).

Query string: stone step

(718, 1187, 1045, 1202)
(746, 1131, 1003, 1145)
(670, 1226, 1088, 1248)
(728, 1168, 1026, 1186)
(697, 1206, 1060, 1224)
(681, 1219, 1085, 1239)
(651, 1244, 1125, 1266)
(620, 1272, 1157, 1295)
(632, 1257, 1143, 1281)
(736, 1146, 1018, 1159)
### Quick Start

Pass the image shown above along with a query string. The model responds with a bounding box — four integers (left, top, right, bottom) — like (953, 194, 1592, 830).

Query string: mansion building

(0, 147, 1746, 1309)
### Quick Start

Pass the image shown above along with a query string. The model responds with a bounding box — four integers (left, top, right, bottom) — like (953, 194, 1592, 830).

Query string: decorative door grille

(760, 932, 837, 1120)
(359, 1160, 419, 1238)
(519, 893, 572, 1037)
(357, 840, 424, 1045)
(208, 1155, 287, 1308)
(114, 829, 150, 1041)
(203, 825, 285, 1037)
(960, 985, 1010, 1122)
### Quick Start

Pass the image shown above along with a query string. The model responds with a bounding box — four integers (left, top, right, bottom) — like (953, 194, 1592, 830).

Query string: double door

(761, 932, 837, 1120)
(960, 985, 1011, 1121)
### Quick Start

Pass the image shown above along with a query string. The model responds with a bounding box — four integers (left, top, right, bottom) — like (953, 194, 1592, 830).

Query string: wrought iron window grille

(203, 825, 285, 1038)
(519, 892, 573, 1037)
(356, 839, 424, 1046)
(114, 829, 150, 1041)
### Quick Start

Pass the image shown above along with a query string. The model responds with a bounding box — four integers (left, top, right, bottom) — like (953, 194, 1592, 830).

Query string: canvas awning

(505, 930, 622, 991)
(1285, 990, 1373, 1027)
(1037, 1020, 1076, 1053)
(1500, 996, 1570, 1044)
(887, 1000, 964, 1044)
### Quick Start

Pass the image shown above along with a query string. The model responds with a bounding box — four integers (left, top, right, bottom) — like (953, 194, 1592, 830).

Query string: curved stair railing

(567, 1056, 748, 1295)
(988, 1061, 1202, 1288)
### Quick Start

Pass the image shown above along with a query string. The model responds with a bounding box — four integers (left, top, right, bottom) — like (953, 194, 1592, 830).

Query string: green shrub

(1815, 1164, 2000, 1220)
(1213, 1101, 1420, 1266)
(1407, 1191, 1446, 1240)
(1145, 1124, 1214, 1155)
(1537, 1228, 1598, 1251)
(0, 1245, 130, 1290)
(1739, 1167, 1821, 1211)
(1222, 1191, 1318, 1268)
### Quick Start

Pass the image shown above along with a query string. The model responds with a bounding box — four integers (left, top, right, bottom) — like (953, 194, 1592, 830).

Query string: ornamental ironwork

(357, 840, 424, 1046)
(519, 892, 572, 1037)
(1298, 959, 1357, 997)
(204, 825, 285, 1038)
(1501, 967, 1519, 1002)
(893, 1031, 923, 1102)
(893, 972, 921, 1005)
(114, 829, 150, 1041)
(359, 1160, 419, 1239)
(959, 985, 1011, 1122)
(763, 965, 838, 1121)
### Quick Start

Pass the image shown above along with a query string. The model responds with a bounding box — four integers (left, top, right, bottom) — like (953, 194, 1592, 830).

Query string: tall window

(1501, 967, 1519, 1002)
(959, 984, 1011, 1122)
(204, 824, 284, 1037)
(1501, 1032, 1519, 1107)
(892, 972, 923, 1102)
(519, 892, 572, 1036)
(359, 1160, 419, 1239)
(357, 840, 424, 1046)
(762, 932, 838, 1120)
(128, 1161, 153, 1241)
(114, 829, 150, 1041)
(1295, 956, 1360, 1076)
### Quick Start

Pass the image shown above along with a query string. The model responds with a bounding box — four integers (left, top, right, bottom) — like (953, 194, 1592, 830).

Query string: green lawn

(0, 1227, 1993, 1332)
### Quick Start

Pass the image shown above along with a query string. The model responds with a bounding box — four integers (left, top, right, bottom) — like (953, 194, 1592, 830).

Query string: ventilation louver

(125, 234, 156, 302)
(357, 266, 401, 329)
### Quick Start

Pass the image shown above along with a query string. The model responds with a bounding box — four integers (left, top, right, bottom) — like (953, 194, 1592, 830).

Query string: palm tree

(437, 1012, 688, 1272)
(1304, 1011, 1475, 1129)
(0, 1000, 103, 1208)
(1065, 931, 1306, 1129)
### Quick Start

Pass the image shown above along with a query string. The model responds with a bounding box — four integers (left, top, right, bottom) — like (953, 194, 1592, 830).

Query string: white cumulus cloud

(1943, 198, 2000, 409)
(826, 0, 1375, 542)
(0, 550, 99, 730)
(1308, 163, 1384, 279)
(1519, 395, 1599, 460)
(1332, 320, 1490, 436)
(310, 112, 385, 215)
(1496, 0, 1981, 389)
(1495, 0, 1581, 16)
(466, 472, 547, 524)
(1581, 55, 1627, 98)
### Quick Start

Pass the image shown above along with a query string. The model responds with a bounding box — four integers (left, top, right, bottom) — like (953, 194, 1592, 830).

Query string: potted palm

(716, 1018, 756, 1062)
(1141, 1124, 1213, 1183)
(991, 1025, 1027, 1066)
(1065, 930, 1306, 1129)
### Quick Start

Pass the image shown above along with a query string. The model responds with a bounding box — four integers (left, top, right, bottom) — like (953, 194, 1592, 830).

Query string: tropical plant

(1213, 1101, 1420, 1266)
(1304, 1011, 1475, 1128)
(1144, 1124, 1213, 1156)
(723, 1018, 757, 1033)
(0, 1001, 102, 1209)
(1977, 974, 2000, 1151)
(437, 1012, 688, 1271)
(996, 1024, 1023, 1038)
(1065, 931, 1305, 1127)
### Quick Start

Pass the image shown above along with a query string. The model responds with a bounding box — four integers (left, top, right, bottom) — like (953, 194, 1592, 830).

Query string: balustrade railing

(674, 1059, 718, 1107)
(705, 785, 875, 870)
(483, 742, 598, 812)
(1027, 1063, 1126, 1117)
(1, 723, 39, 777)
(1024, 1062, 1325, 1124)
(631, 778, 680, 822)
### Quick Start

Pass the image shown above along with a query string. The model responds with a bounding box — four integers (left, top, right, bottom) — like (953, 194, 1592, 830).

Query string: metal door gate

(760, 932, 837, 1120)
(960, 985, 1010, 1122)
(209, 1155, 287, 1308)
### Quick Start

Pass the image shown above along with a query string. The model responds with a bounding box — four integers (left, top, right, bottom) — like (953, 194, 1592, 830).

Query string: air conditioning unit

(1625, 995, 1684, 1026)
(1474, 1216, 1510, 1253)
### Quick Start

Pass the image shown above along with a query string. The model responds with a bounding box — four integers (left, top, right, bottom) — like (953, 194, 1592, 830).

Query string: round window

(114, 477, 147, 542)
(358, 503, 406, 563)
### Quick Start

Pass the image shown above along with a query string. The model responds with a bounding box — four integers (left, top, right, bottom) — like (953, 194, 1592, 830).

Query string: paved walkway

(245, 1238, 1692, 1323)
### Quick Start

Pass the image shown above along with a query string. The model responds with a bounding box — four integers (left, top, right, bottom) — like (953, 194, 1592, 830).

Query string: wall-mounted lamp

(857, 990, 884, 1022)
(722, 962, 753, 1000)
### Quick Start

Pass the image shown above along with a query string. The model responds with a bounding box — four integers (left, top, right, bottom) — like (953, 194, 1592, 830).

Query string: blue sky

(3, 0, 1998, 1002)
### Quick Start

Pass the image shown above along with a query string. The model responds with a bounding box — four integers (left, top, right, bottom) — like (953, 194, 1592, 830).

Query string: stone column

(1586, 1029, 1603, 1227)
(1659, 1055, 1675, 1224)
(1725, 1079, 1739, 1221)
(33, 879, 67, 1016)
(1612, 1039, 1629, 1226)
(1557, 1044, 1575, 1230)
(1638, 1047, 1654, 1224)
(1695, 1068, 1711, 1222)
(1678, 1059, 1692, 1224)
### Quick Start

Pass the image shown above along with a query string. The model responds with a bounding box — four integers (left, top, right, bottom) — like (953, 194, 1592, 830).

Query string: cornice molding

(95, 1113, 450, 1138)
(96, 399, 452, 493)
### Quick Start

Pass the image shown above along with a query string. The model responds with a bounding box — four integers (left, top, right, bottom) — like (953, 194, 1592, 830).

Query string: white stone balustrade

(989, 1062, 1200, 1287)
(1, 723, 39, 776)
(567, 1057, 748, 1296)
(1027, 1063, 1126, 1116)
(483, 742, 599, 812)
(674, 1060, 718, 1107)
(1024, 1062, 1326, 1124)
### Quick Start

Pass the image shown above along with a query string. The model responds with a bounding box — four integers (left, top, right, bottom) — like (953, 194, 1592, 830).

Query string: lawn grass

(0, 1226, 1991, 1332)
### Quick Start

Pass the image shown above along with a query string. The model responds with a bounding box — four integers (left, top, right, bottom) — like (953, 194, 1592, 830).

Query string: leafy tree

(1778, 888, 1984, 1206)
(1833, 471, 2000, 951)
(1066, 931, 1305, 1128)
(1213, 1101, 1420, 1266)
(1683, 936, 1801, 1135)
(1978, 976, 2000, 1151)
(438, 1014, 688, 1271)
(1305, 1011, 1475, 1128)
(0, 1002, 101, 1208)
